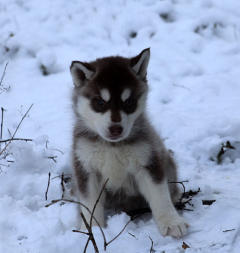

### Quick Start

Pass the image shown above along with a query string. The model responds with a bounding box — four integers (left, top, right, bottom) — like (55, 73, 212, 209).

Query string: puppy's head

(70, 48, 150, 142)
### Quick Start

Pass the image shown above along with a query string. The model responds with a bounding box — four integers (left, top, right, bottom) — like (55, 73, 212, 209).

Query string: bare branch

(84, 238, 91, 253)
(51, 173, 72, 180)
(45, 140, 64, 155)
(223, 229, 236, 233)
(46, 178, 145, 252)
(0, 104, 34, 156)
(61, 173, 65, 199)
(105, 218, 132, 248)
(0, 138, 32, 143)
(0, 63, 8, 86)
(90, 178, 109, 228)
(45, 172, 51, 201)
(148, 236, 155, 253)
(128, 232, 136, 238)
(0, 107, 5, 140)
(168, 180, 189, 196)
(81, 212, 99, 253)
(45, 198, 107, 247)
(7, 128, 12, 138)
(168, 181, 200, 211)
(72, 230, 90, 236)
(0, 63, 10, 94)
(182, 241, 190, 249)
(47, 156, 57, 163)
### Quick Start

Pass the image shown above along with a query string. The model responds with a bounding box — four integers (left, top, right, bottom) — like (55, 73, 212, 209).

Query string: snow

(1, 0, 240, 252)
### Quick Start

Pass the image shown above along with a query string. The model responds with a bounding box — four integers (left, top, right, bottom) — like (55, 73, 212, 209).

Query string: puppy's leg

(136, 169, 188, 238)
(165, 155, 182, 204)
(74, 160, 105, 229)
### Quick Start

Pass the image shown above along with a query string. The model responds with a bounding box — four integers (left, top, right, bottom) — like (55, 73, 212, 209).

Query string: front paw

(156, 215, 188, 238)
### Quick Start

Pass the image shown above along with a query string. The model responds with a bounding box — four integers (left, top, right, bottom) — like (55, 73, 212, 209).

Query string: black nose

(109, 125, 123, 137)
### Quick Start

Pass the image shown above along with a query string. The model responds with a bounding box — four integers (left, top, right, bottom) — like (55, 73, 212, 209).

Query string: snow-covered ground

(1, 0, 240, 252)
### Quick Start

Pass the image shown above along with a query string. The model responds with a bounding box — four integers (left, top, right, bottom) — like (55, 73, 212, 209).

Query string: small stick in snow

(0, 138, 32, 143)
(7, 128, 12, 138)
(0, 107, 5, 140)
(148, 236, 156, 253)
(45, 140, 64, 155)
(81, 212, 99, 253)
(105, 218, 133, 249)
(0, 104, 34, 156)
(128, 232, 136, 238)
(172, 83, 191, 91)
(45, 198, 107, 249)
(168, 180, 189, 197)
(47, 156, 57, 163)
(89, 179, 109, 228)
(169, 181, 201, 211)
(83, 238, 91, 253)
(202, 200, 216, 205)
(61, 173, 65, 199)
(223, 229, 236, 233)
(72, 230, 90, 236)
(45, 172, 51, 201)
(0, 63, 8, 87)
(217, 141, 235, 164)
(182, 241, 190, 249)
(46, 181, 143, 252)
(51, 173, 72, 180)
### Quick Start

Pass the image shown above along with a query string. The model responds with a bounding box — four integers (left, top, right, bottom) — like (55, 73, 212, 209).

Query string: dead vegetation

(0, 104, 34, 158)
(217, 141, 235, 164)
(45, 178, 202, 252)
(46, 178, 148, 253)
(0, 63, 11, 94)
(0, 64, 34, 171)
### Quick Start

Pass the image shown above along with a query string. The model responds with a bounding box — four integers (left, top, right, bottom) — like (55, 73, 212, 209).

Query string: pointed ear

(130, 48, 150, 79)
(70, 61, 95, 87)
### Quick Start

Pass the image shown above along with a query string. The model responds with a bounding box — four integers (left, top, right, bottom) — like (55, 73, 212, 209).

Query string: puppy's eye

(124, 98, 134, 107)
(123, 98, 137, 113)
(96, 97, 106, 107)
(91, 97, 107, 112)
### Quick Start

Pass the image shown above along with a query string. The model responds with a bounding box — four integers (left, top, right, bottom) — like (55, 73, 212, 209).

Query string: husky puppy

(70, 48, 188, 238)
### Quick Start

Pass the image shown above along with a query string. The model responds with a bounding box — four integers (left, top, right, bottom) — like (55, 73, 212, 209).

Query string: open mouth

(106, 125, 124, 142)
(109, 135, 122, 140)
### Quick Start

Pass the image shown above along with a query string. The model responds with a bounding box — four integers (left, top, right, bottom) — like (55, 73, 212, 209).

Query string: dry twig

(148, 236, 156, 253)
(0, 107, 5, 140)
(81, 212, 99, 253)
(182, 241, 190, 249)
(0, 104, 33, 156)
(45, 198, 107, 250)
(47, 156, 57, 163)
(90, 179, 109, 228)
(202, 200, 216, 205)
(0, 63, 8, 86)
(61, 173, 65, 199)
(128, 232, 136, 238)
(168, 180, 189, 196)
(46, 178, 142, 252)
(169, 181, 200, 211)
(45, 140, 64, 155)
(223, 229, 236, 233)
(0, 138, 32, 143)
(0, 63, 10, 94)
(45, 172, 51, 201)
(217, 141, 235, 164)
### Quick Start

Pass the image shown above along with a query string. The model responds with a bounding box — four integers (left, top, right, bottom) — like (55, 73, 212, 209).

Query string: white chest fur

(75, 138, 151, 191)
